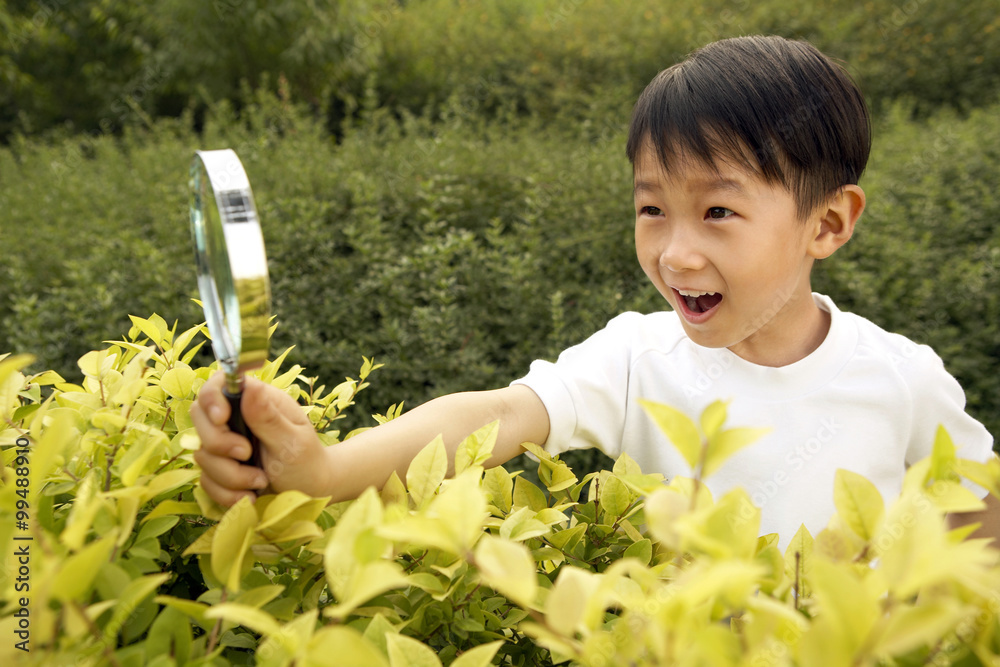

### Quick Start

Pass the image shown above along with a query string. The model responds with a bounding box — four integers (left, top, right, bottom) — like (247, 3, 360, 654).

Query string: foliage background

(1, 0, 999, 483)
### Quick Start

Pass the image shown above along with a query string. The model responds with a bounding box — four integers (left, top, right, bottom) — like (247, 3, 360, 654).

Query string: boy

(192, 35, 999, 547)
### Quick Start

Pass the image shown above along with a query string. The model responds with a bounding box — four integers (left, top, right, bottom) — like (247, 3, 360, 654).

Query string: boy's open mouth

(676, 289, 723, 315)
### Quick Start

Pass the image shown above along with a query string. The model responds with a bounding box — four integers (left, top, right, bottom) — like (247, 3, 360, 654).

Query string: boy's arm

(947, 493, 1000, 547)
(191, 372, 549, 506)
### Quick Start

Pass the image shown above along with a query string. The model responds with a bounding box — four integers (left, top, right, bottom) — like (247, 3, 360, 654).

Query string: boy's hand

(191, 372, 331, 506)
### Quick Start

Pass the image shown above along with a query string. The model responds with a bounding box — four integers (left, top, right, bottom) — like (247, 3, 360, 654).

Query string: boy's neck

(727, 289, 831, 368)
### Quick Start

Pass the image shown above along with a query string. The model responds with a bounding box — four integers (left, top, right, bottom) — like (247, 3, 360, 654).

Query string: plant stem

(206, 588, 228, 654)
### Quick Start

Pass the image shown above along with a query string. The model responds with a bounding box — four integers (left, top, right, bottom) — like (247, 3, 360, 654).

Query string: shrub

(1, 318, 999, 665)
(2, 92, 999, 470)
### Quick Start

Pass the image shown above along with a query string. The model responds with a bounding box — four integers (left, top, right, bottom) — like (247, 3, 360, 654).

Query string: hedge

(1, 327, 998, 665)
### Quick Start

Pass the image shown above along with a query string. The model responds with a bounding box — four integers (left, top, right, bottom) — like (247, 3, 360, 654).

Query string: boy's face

(633, 147, 828, 366)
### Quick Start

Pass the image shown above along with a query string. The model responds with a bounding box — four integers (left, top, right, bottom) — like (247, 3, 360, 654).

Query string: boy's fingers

(190, 399, 249, 459)
(195, 371, 231, 426)
(195, 449, 268, 496)
(241, 377, 313, 442)
(198, 471, 258, 508)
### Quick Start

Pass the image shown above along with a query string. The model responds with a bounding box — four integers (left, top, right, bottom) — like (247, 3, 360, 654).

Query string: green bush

(2, 92, 999, 452)
(2, 0, 999, 140)
(2, 323, 998, 665)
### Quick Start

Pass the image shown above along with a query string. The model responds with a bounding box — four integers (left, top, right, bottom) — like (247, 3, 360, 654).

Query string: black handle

(224, 387, 262, 469)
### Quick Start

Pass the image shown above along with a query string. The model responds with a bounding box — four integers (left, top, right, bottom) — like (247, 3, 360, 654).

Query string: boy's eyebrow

(632, 176, 751, 198)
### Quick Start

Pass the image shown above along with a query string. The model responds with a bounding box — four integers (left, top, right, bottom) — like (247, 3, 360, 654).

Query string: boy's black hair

(626, 35, 871, 219)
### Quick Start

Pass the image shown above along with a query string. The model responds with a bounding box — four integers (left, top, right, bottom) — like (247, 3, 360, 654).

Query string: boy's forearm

(948, 493, 1000, 547)
(318, 386, 549, 503)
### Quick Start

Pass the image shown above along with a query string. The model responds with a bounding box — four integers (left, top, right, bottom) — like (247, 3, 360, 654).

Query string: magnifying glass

(189, 149, 271, 469)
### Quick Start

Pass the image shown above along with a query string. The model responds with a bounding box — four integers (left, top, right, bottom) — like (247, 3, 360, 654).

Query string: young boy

(192, 35, 999, 547)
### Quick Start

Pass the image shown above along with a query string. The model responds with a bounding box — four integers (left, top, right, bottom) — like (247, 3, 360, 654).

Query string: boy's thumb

(240, 378, 312, 445)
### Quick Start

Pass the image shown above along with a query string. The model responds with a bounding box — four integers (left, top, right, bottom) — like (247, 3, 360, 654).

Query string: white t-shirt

(512, 293, 994, 548)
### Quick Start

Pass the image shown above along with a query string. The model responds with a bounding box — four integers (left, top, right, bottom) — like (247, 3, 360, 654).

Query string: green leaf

(387, 633, 443, 667)
(513, 476, 547, 512)
(833, 468, 885, 541)
(129, 315, 165, 346)
(306, 626, 389, 667)
(474, 534, 538, 608)
(454, 420, 498, 474)
(612, 452, 642, 476)
(483, 466, 513, 514)
(953, 454, 1000, 497)
(599, 474, 632, 518)
(500, 507, 550, 542)
(783, 524, 814, 599)
(100, 573, 171, 646)
(622, 538, 652, 565)
(406, 435, 448, 507)
(875, 599, 970, 656)
(160, 365, 197, 399)
(428, 471, 488, 552)
(538, 456, 578, 493)
(703, 426, 770, 477)
(325, 562, 410, 620)
(362, 614, 398, 655)
(380, 470, 408, 506)
(205, 602, 281, 637)
(51, 533, 117, 602)
(211, 496, 259, 592)
(0, 354, 32, 423)
(544, 566, 602, 636)
(450, 641, 504, 667)
(256, 489, 326, 531)
(699, 399, 729, 440)
(639, 399, 701, 470)
(929, 425, 959, 482)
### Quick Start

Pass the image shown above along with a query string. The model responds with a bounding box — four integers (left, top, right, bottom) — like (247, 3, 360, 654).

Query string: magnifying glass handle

(224, 388, 262, 469)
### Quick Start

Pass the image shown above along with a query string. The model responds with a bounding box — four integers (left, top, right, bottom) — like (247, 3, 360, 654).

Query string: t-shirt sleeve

(903, 343, 995, 496)
(510, 313, 642, 459)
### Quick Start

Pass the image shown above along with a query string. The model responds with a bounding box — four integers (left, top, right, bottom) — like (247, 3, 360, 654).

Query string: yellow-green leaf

(387, 633, 442, 667)
(429, 471, 488, 552)
(600, 474, 632, 518)
(703, 427, 770, 477)
(482, 466, 513, 514)
(612, 452, 642, 476)
(406, 435, 448, 507)
(929, 425, 959, 482)
(142, 468, 200, 503)
(699, 399, 729, 440)
(306, 626, 389, 667)
(450, 641, 504, 667)
(129, 315, 165, 346)
(545, 567, 600, 636)
(475, 534, 538, 608)
(538, 457, 578, 493)
(639, 399, 701, 470)
(784, 523, 814, 599)
(454, 420, 498, 474)
(160, 365, 197, 399)
(380, 470, 408, 507)
(512, 476, 547, 512)
(205, 602, 281, 637)
(833, 468, 885, 541)
(256, 489, 322, 531)
(875, 599, 970, 656)
(211, 496, 258, 592)
(51, 533, 117, 602)
(623, 539, 653, 565)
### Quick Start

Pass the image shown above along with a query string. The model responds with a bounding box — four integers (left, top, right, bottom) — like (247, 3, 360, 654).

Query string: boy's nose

(658, 230, 706, 273)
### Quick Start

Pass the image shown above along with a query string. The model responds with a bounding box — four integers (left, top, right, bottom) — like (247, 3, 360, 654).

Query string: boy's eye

(639, 206, 663, 216)
(706, 206, 735, 220)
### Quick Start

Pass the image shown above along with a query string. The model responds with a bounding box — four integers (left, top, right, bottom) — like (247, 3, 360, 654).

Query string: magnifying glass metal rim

(189, 148, 271, 468)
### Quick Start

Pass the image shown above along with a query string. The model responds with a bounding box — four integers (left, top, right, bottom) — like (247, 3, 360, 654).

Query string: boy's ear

(807, 184, 866, 260)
